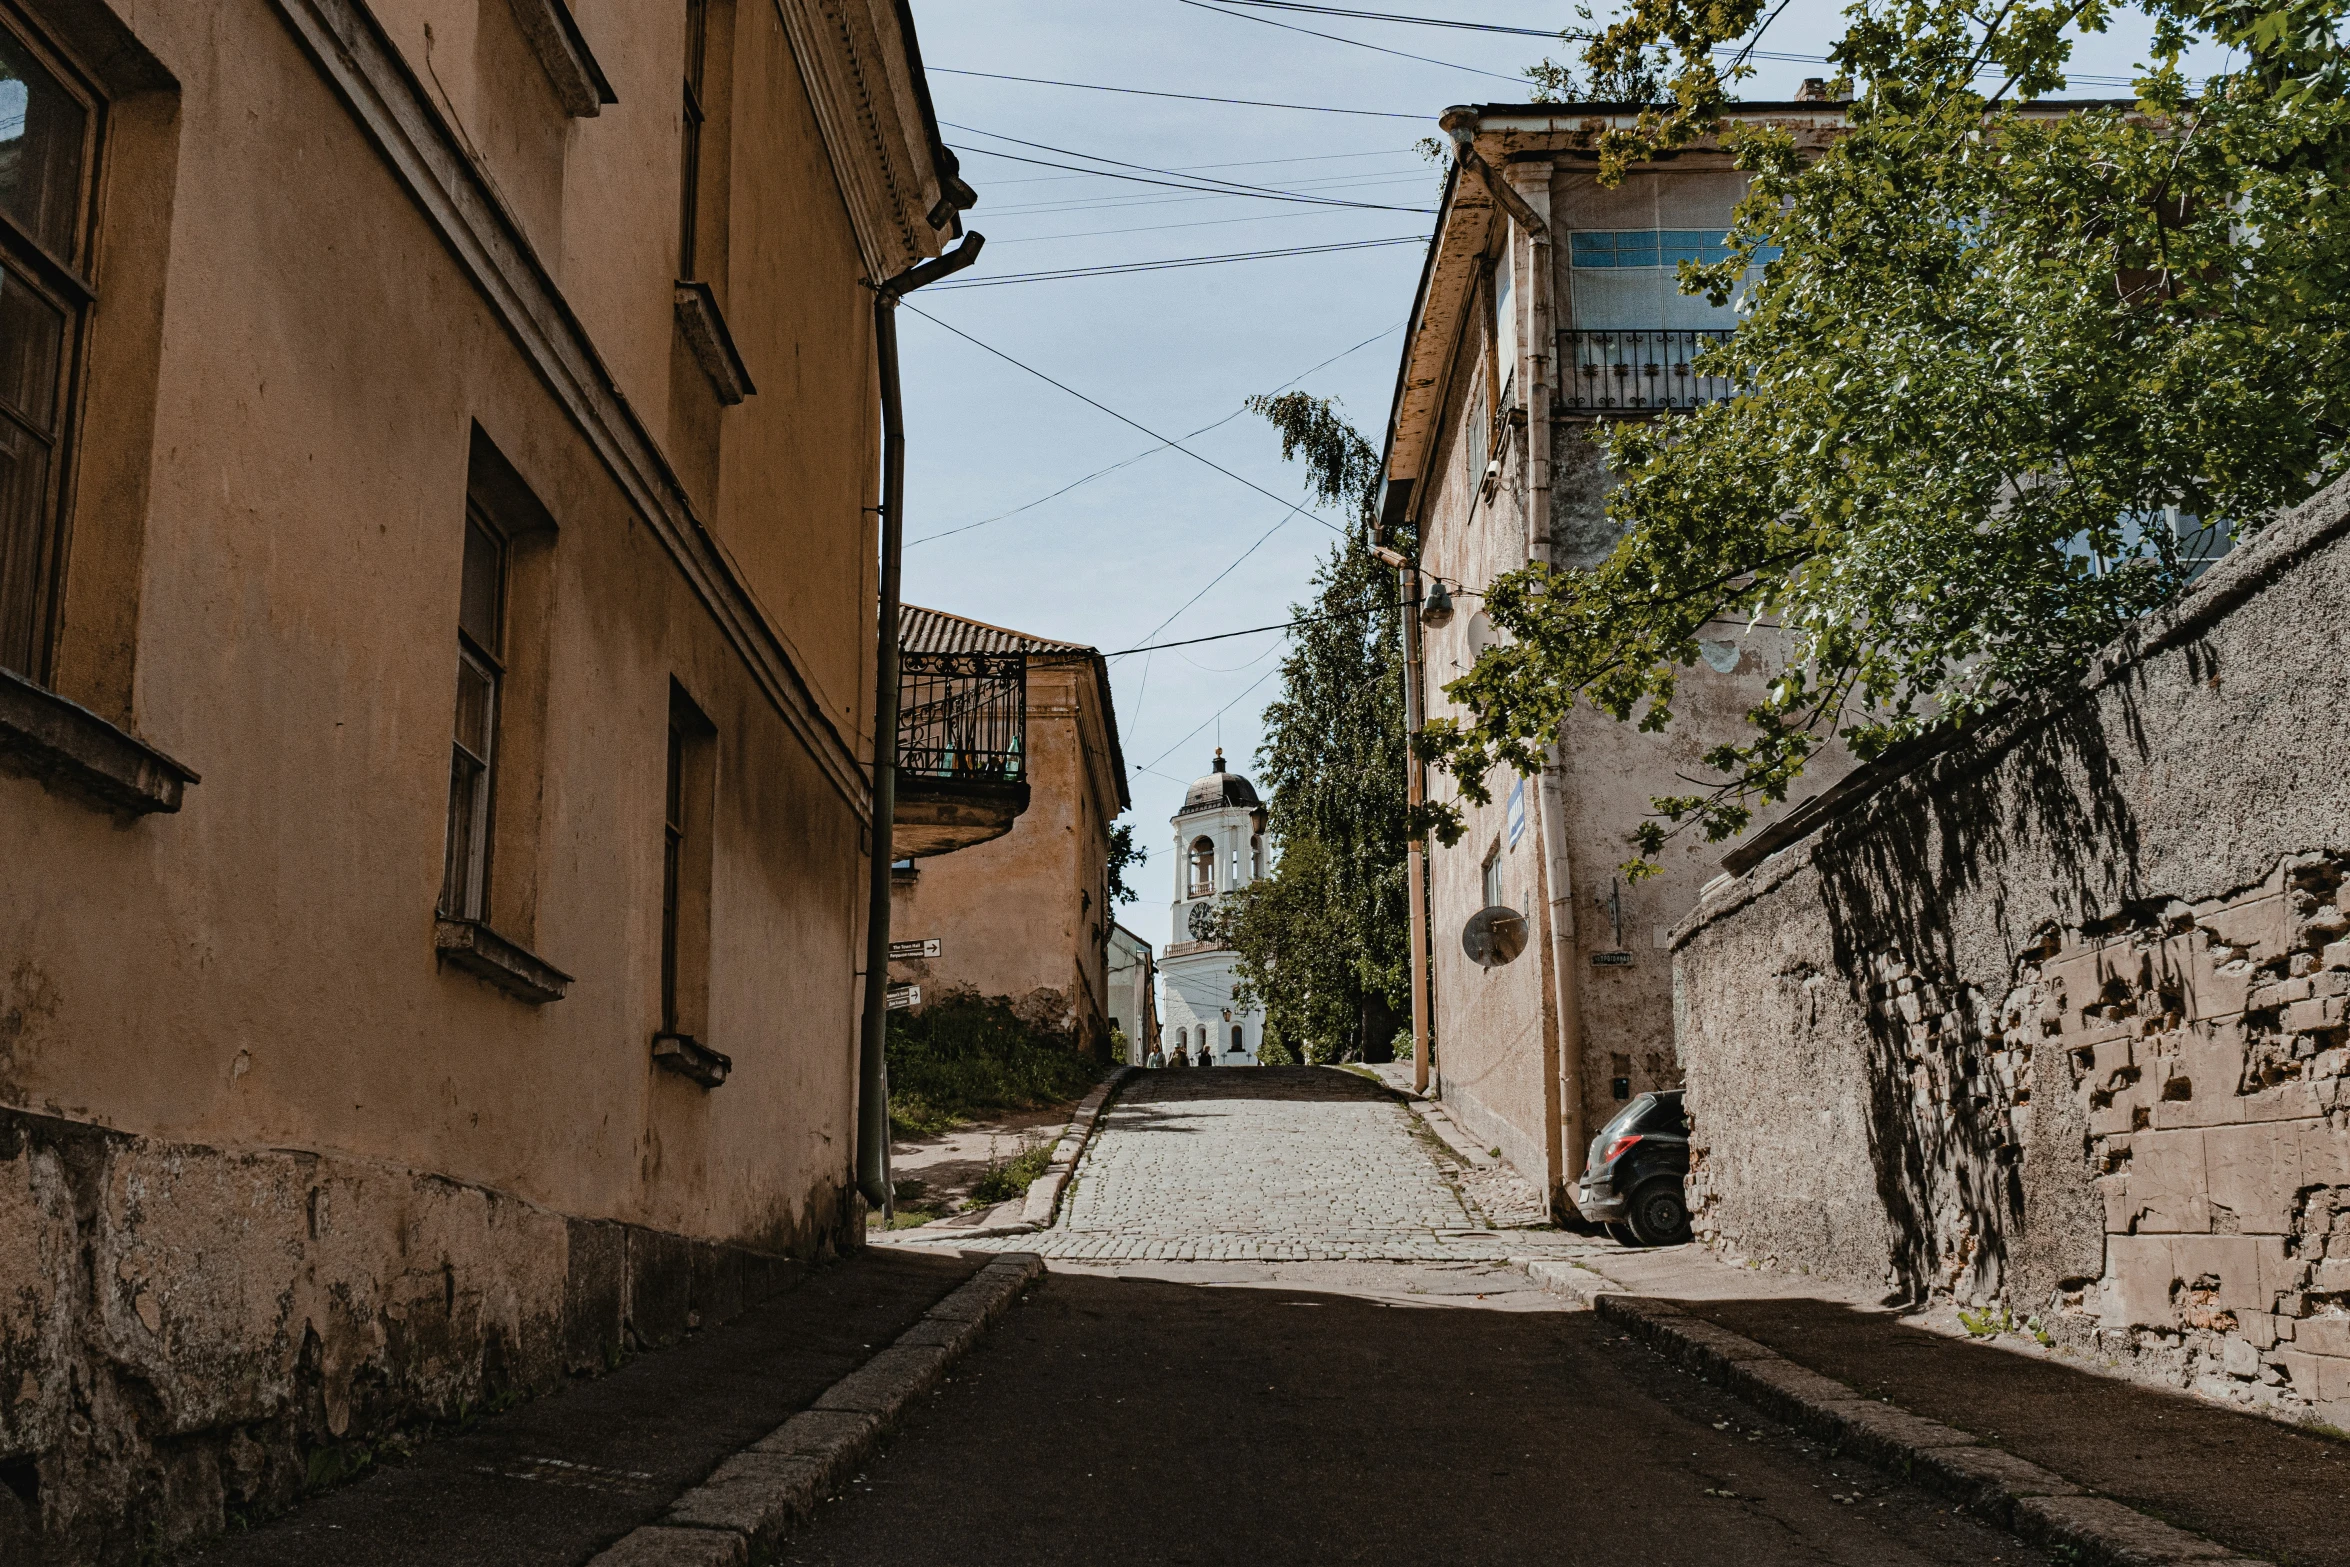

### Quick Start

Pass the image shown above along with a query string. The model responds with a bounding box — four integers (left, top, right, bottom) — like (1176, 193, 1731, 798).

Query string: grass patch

(968, 1136, 1055, 1206)
(888, 995, 1101, 1138)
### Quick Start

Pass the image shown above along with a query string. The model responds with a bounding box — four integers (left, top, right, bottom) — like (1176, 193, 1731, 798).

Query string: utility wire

(929, 234, 1427, 289)
(1141, 662, 1289, 772)
(983, 146, 1425, 191)
(1107, 597, 1402, 655)
(1214, 0, 1567, 36)
(1177, 2, 2138, 86)
(910, 320, 1403, 547)
(930, 66, 1431, 119)
(987, 203, 1410, 245)
(899, 305, 1350, 537)
(944, 127, 1436, 213)
(988, 172, 1432, 220)
(1174, 0, 1529, 81)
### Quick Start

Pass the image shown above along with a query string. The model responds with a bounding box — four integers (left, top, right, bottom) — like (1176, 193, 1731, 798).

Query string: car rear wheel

(1625, 1176, 1691, 1247)
(1604, 1222, 1636, 1246)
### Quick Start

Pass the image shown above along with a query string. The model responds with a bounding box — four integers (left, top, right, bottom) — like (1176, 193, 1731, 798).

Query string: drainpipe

(858, 233, 985, 1214)
(1459, 127, 1592, 1218)
(1401, 559, 1433, 1095)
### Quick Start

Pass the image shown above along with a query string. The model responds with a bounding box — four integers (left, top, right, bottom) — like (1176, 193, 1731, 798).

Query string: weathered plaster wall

(0, 0, 919, 1556)
(1673, 473, 2350, 1427)
(889, 660, 1121, 1052)
(0, 1106, 809, 1563)
(1414, 199, 1841, 1207)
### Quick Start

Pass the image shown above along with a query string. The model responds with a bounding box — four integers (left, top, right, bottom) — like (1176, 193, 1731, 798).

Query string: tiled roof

(900, 605, 1093, 657)
(898, 604, 1129, 810)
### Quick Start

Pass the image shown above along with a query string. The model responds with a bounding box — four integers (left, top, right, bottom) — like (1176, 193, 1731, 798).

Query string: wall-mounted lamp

(1420, 578, 1456, 629)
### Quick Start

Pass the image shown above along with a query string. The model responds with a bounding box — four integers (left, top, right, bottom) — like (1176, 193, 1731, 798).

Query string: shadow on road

(1665, 1294, 2350, 1567)
(780, 1264, 2049, 1567)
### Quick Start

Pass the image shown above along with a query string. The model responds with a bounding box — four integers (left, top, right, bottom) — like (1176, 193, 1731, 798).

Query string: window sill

(653, 1032, 731, 1088)
(436, 917, 572, 1004)
(674, 280, 756, 405)
(0, 667, 198, 816)
(507, 0, 617, 117)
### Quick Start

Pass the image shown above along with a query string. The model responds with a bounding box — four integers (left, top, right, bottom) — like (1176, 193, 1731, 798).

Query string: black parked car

(1576, 1089, 1691, 1246)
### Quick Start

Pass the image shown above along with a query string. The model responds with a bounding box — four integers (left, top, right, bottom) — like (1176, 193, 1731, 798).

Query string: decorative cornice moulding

(767, 0, 950, 281)
(267, 0, 869, 815)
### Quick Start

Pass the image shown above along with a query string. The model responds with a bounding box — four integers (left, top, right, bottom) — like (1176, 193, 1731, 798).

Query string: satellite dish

(1463, 905, 1528, 968)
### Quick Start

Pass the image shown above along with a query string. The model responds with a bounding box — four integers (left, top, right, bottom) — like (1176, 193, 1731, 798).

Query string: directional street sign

(889, 938, 941, 960)
(885, 984, 921, 1011)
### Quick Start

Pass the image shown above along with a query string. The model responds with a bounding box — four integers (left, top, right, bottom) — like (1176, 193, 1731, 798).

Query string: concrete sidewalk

(1549, 1244, 2350, 1566)
(194, 1248, 990, 1567)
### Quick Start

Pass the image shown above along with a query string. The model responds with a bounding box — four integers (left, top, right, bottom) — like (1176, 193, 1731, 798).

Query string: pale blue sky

(893, 0, 2209, 929)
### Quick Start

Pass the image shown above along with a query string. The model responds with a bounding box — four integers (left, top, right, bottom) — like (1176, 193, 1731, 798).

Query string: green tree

(1210, 397, 1412, 1063)
(1106, 822, 1145, 907)
(1421, 0, 2350, 872)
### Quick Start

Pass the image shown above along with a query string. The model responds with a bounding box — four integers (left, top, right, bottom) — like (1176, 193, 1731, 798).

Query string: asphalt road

(780, 1258, 2049, 1567)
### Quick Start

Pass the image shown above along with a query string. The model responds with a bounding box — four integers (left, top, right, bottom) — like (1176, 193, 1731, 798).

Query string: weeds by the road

(887, 995, 1100, 1138)
(968, 1135, 1054, 1206)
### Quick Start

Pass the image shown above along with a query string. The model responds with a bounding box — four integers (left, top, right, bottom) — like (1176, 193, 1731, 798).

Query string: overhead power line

(944, 123, 1436, 213)
(1214, 0, 1564, 36)
(910, 320, 1403, 547)
(1107, 597, 1402, 656)
(1181, 1, 2140, 86)
(1173, 0, 1530, 81)
(1141, 663, 1290, 772)
(899, 305, 1350, 538)
(929, 234, 1428, 289)
(930, 66, 1432, 120)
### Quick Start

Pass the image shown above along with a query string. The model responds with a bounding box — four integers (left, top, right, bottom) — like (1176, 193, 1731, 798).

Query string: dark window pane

(666, 723, 684, 830)
(459, 513, 501, 650)
(441, 747, 484, 917)
(0, 265, 61, 428)
(0, 409, 51, 676)
(0, 29, 85, 259)
(453, 656, 494, 758)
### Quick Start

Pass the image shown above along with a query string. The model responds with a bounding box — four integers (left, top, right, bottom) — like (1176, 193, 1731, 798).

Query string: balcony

(892, 650, 1030, 858)
(1558, 329, 1734, 413)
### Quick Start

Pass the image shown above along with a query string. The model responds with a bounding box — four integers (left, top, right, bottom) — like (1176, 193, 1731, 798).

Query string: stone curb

(585, 1252, 1045, 1566)
(1577, 1288, 2269, 1567)
(889, 1066, 1136, 1242)
(1018, 1065, 1134, 1228)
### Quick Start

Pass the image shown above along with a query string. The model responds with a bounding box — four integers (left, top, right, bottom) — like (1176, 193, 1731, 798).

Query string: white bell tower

(1160, 749, 1269, 1065)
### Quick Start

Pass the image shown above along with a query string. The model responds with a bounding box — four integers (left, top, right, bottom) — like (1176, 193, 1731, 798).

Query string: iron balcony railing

(1559, 329, 1735, 412)
(898, 651, 1026, 782)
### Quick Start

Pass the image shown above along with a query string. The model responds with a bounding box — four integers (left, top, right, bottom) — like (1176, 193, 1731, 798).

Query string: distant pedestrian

(1145, 1044, 1164, 1069)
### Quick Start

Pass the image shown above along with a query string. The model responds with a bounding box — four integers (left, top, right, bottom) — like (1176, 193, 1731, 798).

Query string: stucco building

(887, 606, 1130, 1056)
(1374, 103, 1855, 1216)
(1106, 922, 1160, 1064)
(1160, 750, 1269, 1066)
(0, 0, 969, 1558)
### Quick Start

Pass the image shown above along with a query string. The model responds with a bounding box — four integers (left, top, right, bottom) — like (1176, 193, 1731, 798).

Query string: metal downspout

(1506, 163, 1593, 1216)
(857, 234, 984, 1214)
(1401, 560, 1433, 1094)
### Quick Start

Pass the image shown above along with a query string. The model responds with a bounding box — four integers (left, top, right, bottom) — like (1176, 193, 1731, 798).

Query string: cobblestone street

(899, 1067, 1591, 1262)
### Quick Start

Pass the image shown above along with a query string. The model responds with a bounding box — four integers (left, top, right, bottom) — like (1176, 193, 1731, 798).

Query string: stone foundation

(0, 1106, 848, 1564)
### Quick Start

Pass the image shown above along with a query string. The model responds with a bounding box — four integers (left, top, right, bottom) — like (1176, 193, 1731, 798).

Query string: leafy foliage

(1421, 0, 2350, 873)
(1106, 821, 1145, 907)
(886, 994, 1101, 1138)
(1209, 396, 1412, 1063)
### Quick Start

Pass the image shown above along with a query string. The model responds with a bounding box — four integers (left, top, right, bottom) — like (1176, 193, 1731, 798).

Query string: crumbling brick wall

(1673, 472, 2350, 1425)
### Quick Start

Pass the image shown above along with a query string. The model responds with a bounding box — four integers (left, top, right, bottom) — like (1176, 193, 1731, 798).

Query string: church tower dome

(1160, 749, 1270, 1067)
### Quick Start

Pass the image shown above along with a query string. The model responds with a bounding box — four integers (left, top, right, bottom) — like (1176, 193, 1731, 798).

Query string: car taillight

(1604, 1134, 1643, 1164)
